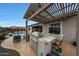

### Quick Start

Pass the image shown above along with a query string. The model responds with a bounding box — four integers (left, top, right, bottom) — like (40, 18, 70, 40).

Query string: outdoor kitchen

(28, 29, 64, 56)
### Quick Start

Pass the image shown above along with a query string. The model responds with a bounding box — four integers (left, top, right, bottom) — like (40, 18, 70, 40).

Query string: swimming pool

(12, 32, 25, 40)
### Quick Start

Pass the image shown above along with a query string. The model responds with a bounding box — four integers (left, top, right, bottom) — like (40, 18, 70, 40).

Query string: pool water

(12, 32, 25, 40)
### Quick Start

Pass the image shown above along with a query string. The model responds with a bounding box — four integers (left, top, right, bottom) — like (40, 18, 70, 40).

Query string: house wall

(28, 16, 77, 43)
(41, 16, 77, 43)
(62, 16, 77, 43)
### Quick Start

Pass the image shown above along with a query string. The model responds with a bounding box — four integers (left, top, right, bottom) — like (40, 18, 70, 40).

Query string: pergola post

(26, 20, 28, 42)
(76, 3, 79, 56)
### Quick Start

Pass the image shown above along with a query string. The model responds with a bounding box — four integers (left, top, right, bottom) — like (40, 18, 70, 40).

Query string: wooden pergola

(23, 3, 79, 56)
(24, 3, 78, 23)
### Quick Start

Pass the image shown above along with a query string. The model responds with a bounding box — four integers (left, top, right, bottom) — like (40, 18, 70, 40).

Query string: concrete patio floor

(1, 37, 76, 56)
(0, 40, 20, 56)
(1, 37, 36, 56)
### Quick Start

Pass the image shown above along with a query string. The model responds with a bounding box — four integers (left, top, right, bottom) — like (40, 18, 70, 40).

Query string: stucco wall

(29, 16, 77, 43)
(42, 24, 49, 35)
(62, 16, 77, 43)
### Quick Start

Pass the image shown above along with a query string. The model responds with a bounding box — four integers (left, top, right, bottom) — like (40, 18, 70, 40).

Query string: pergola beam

(46, 11, 77, 23)
(60, 3, 65, 15)
(28, 3, 51, 20)
(35, 15, 47, 22)
(45, 10, 55, 20)
(31, 18, 42, 23)
(34, 17, 46, 23)
(38, 15, 50, 21)
(52, 4, 73, 15)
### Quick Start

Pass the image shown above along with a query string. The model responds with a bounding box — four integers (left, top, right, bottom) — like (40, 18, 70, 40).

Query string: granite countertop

(38, 35, 57, 43)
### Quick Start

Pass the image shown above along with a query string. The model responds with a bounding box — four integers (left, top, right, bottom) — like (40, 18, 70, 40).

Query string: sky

(0, 3, 37, 27)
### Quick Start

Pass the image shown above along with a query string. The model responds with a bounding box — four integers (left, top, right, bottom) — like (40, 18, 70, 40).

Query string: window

(49, 23, 61, 34)
(32, 26, 42, 32)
